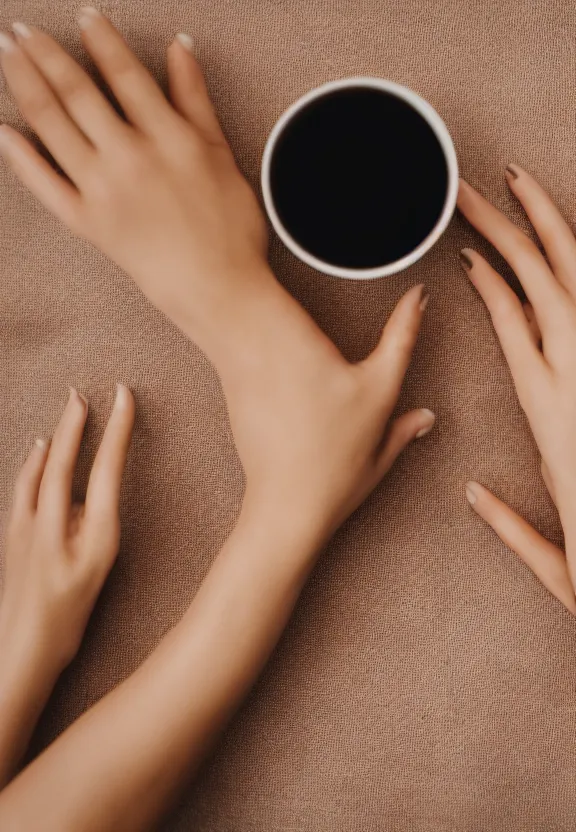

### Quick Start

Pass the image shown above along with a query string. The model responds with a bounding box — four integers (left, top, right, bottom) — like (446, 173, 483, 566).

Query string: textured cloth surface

(2, 0, 576, 830)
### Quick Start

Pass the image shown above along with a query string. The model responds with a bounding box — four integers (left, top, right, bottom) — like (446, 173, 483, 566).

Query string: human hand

(234, 282, 435, 548)
(458, 166, 576, 614)
(1, 384, 135, 675)
(0, 11, 269, 337)
(0, 12, 436, 552)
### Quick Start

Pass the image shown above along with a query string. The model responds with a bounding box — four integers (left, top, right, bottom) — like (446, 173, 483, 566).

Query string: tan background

(2, 0, 576, 829)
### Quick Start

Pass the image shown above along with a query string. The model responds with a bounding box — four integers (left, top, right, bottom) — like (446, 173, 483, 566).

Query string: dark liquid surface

(269, 87, 448, 269)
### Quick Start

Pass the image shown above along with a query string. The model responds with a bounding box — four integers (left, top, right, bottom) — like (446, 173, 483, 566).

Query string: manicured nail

(465, 481, 479, 505)
(419, 293, 430, 313)
(175, 32, 195, 53)
(12, 22, 33, 39)
(35, 437, 48, 449)
(70, 386, 88, 407)
(459, 249, 473, 271)
(115, 382, 130, 406)
(78, 7, 101, 29)
(415, 408, 435, 439)
(505, 164, 519, 180)
(0, 32, 17, 53)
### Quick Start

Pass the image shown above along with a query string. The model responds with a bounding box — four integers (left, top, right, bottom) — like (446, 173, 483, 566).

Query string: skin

(0, 7, 573, 830)
(458, 169, 576, 615)
(0, 384, 135, 789)
(0, 10, 435, 830)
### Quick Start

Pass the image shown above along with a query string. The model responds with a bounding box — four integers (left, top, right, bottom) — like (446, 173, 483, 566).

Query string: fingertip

(415, 408, 435, 438)
(69, 387, 88, 411)
(505, 163, 520, 182)
(457, 177, 471, 201)
(459, 248, 475, 271)
(465, 480, 483, 506)
(114, 382, 133, 407)
(174, 32, 195, 55)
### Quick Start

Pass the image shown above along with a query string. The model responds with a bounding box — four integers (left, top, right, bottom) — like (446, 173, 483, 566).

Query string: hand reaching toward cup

(0, 12, 435, 551)
(458, 167, 576, 615)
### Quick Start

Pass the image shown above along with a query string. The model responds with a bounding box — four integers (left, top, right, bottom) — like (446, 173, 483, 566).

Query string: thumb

(167, 33, 228, 146)
(376, 408, 435, 478)
(362, 283, 428, 407)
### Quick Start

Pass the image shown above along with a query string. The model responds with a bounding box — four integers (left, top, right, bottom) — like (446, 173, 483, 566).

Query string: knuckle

(50, 72, 86, 106)
(511, 230, 541, 260)
(490, 297, 518, 328)
(106, 54, 142, 87)
(20, 89, 55, 121)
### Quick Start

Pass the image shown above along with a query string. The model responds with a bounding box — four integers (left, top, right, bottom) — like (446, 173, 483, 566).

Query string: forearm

(0, 500, 322, 832)
(0, 612, 60, 788)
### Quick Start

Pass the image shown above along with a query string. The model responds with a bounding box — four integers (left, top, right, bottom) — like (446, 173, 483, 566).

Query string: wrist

(169, 259, 281, 344)
(238, 488, 328, 564)
(0, 605, 63, 695)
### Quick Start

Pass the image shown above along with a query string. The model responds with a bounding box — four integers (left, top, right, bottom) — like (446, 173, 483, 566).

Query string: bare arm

(0, 13, 434, 830)
(0, 501, 321, 831)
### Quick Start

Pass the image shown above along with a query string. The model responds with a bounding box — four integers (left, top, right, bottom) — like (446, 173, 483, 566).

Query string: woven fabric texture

(2, 0, 576, 829)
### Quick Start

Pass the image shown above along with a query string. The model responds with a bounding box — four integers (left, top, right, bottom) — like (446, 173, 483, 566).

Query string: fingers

(465, 480, 576, 615)
(362, 282, 428, 408)
(375, 408, 435, 478)
(457, 178, 567, 333)
(505, 164, 576, 298)
(523, 302, 541, 347)
(0, 32, 95, 182)
(77, 8, 176, 136)
(85, 384, 135, 525)
(37, 388, 88, 530)
(11, 22, 127, 151)
(0, 125, 82, 228)
(11, 438, 50, 519)
(167, 35, 227, 145)
(459, 247, 547, 400)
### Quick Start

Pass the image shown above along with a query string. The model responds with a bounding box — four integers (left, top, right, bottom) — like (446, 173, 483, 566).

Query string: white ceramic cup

(261, 77, 459, 280)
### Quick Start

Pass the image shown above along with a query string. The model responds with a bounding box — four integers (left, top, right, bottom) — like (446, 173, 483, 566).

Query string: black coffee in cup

(268, 87, 449, 271)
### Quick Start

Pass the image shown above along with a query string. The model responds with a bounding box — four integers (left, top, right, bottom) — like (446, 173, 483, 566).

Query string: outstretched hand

(0, 384, 134, 787)
(0, 12, 435, 549)
(0, 11, 268, 337)
(458, 167, 576, 615)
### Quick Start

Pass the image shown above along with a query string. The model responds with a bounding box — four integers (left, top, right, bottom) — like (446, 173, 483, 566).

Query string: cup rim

(261, 76, 459, 280)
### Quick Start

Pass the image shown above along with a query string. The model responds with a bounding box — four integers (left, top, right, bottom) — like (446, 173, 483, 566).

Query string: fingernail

(115, 382, 130, 406)
(465, 481, 479, 505)
(35, 437, 48, 449)
(419, 293, 430, 313)
(458, 249, 473, 271)
(505, 164, 519, 180)
(12, 22, 33, 39)
(0, 32, 17, 53)
(70, 386, 88, 407)
(415, 408, 435, 439)
(78, 7, 101, 29)
(175, 32, 195, 53)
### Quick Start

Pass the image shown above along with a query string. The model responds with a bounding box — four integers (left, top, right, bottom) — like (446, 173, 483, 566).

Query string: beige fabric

(2, 0, 576, 829)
